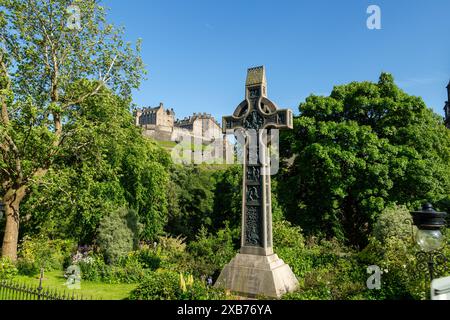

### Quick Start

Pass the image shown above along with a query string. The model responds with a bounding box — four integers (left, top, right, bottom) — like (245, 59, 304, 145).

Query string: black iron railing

(0, 279, 86, 300)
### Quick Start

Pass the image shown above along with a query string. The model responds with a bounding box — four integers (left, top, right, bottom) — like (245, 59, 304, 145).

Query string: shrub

(187, 226, 238, 278)
(76, 253, 146, 284)
(281, 206, 438, 300)
(279, 207, 440, 301)
(280, 238, 367, 300)
(147, 235, 189, 272)
(273, 220, 304, 249)
(97, 207, 140, 265)
(77, 253, 110, 282)
(157, 235, 186, 256)
(372, 205, 416, 244)
(358, 206, 428, 300)
(112, 250, 162, 283)
(0, 257, 18, 280)
(17, 236, 75, 276)
(74, 247, 158, 284)
(110, 260, 147, 284)
(128, 270, 181, 300)
(123, 248, 161, 271)
(358, 236, 424, 300)
(128, 270, 226, 300)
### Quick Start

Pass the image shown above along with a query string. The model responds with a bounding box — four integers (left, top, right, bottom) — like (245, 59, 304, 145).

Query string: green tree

(17, 85, 170, 244)
(211, 165, 242, 231)
(97, 207, 140, 265)
(0, 0, 145, 260)
(278, 73, 450, 247)
(166, 165, 216, 240)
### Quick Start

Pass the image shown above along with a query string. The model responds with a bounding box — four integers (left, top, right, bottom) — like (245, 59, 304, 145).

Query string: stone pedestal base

(214, 253, 299, 298)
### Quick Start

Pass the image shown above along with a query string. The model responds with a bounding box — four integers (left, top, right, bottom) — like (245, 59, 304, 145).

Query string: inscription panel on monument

(245, 206, 262, 246)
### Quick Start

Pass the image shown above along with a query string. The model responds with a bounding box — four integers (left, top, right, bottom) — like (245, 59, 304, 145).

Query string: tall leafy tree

(278, 73, 450, 247)
(18, 84, 170, 244)
(211, 165, 242, 231)
(166, 165, 216, 240)
(0, 0, 145, 260)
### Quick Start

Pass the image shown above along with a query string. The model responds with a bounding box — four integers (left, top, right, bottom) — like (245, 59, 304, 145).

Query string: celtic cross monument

(215, 66, 298, 298)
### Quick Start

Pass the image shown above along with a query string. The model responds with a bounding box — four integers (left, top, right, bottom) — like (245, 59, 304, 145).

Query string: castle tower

(445, 80, 450, 128)
(134, 109, 142, 126)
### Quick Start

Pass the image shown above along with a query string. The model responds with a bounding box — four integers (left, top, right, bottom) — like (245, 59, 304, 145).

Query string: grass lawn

(156, 140, 177, 150)
(13, 270, 137, 300)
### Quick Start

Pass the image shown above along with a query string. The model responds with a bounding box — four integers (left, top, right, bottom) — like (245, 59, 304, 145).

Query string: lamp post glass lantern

(411, 203, 447, 252)
(410, 203, 448, 281)
(416, 229, 444, 252)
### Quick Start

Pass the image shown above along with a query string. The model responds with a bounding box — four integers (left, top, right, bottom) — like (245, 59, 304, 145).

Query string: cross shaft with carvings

(222, 66, 293, 256)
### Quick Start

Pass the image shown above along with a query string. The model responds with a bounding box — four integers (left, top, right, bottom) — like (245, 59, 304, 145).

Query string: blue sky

(105, 0, 450, 121)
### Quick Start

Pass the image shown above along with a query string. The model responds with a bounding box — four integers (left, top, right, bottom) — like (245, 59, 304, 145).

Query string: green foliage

(358, 237, 423, 300)
(97, 207, 140, 265)
(77, 253, 110, 283)
(280, 238, 366, 300)
(77, 235, 192, 284)
(17, 236, 75, 276)
(77, 252, 148, 284)
(358, 206, 427, 300)
(153, 235, 194, 273)
(166, 166, 216, 240)
(120, 138, 172, 241)
(127, 270, 182, 300)
(273, 220, 305, 249)
(76, 235, 187, 284)
(278, 207, 434, 300)
(1, 0, 144, 105)
(156, 235, 187, 260)
(278, 73, 450, 247)
(2, 22, 447, 303)
(166, 165, 243, 241)
(0, 0, 146, 260)
(126, 248, 161, 270)
(186, 226, 238, 278)
(273, 220, 424, 300)
(372, 205, 416, 244)
(0, 257, 18, 280)
(128, 270, 226, 300)
(112, 257, 148, 284)
(211, 165, 242, 230)
(73, 228, 235, 286)
(20, 85, 172, 244)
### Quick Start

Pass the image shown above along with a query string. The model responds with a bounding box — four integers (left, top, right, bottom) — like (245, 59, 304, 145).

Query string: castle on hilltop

(134, 103, 222, 143)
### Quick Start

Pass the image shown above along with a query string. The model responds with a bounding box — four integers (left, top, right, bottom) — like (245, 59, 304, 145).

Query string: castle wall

(141, 124, 174, 141)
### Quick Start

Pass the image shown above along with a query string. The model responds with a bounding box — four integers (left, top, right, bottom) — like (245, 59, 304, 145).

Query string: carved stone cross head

(223, 66, 293, 134)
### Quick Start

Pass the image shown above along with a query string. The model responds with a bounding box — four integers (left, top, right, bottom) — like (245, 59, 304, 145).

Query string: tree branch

(61, 80, 104, 110)
(3, 134, 23, 184)
(0, 53, 11, 126)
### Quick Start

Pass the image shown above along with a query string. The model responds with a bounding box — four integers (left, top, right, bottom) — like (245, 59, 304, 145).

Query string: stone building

(444, 81, 450, 128)
(174, 112, 222, 142)
(135, 103, 175, 128)
(134, 103, 222, 143)
(134, 103, 176, 141)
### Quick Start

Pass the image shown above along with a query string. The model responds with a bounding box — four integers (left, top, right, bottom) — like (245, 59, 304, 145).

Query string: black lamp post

(410, 203, 448, 281)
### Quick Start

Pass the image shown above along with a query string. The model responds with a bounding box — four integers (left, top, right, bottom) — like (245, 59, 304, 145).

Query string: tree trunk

(1, 186, 27, 261)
